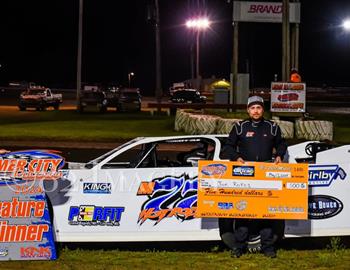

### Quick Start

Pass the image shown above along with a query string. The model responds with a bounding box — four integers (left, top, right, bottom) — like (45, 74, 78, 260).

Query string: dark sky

(0, 0, 350, 95)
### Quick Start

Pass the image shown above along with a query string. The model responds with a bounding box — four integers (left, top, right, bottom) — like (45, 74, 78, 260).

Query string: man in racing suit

(223, 95, 287, 258)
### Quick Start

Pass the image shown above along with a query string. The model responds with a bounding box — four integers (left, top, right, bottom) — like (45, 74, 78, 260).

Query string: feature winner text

(0, 198, 49, 242)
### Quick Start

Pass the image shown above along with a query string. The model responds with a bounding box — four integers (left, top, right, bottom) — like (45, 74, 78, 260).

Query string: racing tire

(218, 218, 285, 253)
(19, 106, 26, 111)
(53, 103, 60, 110)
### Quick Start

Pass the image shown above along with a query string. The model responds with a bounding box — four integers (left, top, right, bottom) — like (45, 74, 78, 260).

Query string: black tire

(218, 218, 285, 252)
(53, 103, 59, 110)
(19, 106, 26, 111)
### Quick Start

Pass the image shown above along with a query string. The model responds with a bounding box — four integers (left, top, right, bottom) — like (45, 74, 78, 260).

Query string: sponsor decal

(308, 165, 346, 187)
(248, 4, 282, 14)
(268, 206, 304, 213)
(232, 166, 255, 177)
(202, 200, 214, 207)
(308, 195, 343, 219)
(246, 131, 255, 137)
(0, 248, 8, 257)
(0, 197, 49, 242)
(137, 174, 197, 225)
(0, 150, 65, 183)
(201, 164, 227, 176)
(68, 205, 124, 226)
(83, 183, 111, 194)
(236, 200, 248, 211)
(20, 246, 51, 259)
(266, 171, 291, 178)
(218, 202, 233, 210)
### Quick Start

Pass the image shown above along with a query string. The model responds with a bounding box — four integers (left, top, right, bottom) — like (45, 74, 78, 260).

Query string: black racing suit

(223, 118, 287, 253)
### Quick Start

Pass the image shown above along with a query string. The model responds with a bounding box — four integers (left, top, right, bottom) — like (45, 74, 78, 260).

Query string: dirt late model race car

(4, 135, 350, 250)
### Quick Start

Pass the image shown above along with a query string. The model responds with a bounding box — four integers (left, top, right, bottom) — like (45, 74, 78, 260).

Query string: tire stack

(184, 114, 221, 135)
(271, 120, 294, 139)
(216, 118, 241, 134)
(174, 110, 333, 140)
(174, 110, 191, 132)
(295, 120, 333, 141)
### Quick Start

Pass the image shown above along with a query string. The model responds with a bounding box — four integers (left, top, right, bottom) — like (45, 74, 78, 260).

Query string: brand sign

(20, 247, 51, 259)
(308, 165, 346, 187)
(308, 195, 343, 219)
(233, 1, 301, 23)
(201, 164, 227, 176)
(270, 82, 306, 112)
(0, 248, 8, 257)
(68, 205, 124, 226)
(232, 166, 255, 177)
(218, 202, 233, 210)
(83, 183, 111, 194)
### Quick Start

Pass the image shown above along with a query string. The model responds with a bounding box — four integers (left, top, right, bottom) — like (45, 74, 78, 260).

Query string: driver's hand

(274, 156, 282, 164)
(237, 157, 245, 164)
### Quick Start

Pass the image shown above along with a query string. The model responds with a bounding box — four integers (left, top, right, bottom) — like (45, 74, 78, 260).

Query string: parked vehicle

(78, 90, 108, 113)
(111, 88, 142, 112)
(78, 88, 141, 113)
(170, 89, 206, 103)
(19, 87, 62, 111)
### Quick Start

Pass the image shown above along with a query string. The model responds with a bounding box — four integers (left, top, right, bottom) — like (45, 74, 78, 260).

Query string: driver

(223, 95, 287, 258)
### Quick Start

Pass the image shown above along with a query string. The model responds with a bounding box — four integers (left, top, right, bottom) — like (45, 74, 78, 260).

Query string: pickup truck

(19, 87, 63, 111)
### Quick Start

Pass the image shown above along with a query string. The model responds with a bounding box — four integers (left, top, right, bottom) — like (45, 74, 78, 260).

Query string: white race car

(43, 135, 350, 249)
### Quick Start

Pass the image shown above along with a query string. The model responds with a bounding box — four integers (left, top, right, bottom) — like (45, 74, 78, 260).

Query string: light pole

(343, 19, 350, 31)
(186, 18, 210, 91)
(76, 0, 83, 108)
(128, 72, 134, 87)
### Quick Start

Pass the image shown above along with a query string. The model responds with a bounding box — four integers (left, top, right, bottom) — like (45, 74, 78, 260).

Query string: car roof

(133, 134, 227, 144)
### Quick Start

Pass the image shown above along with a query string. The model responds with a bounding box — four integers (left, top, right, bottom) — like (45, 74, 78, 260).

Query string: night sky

(1, 0, 350, 95)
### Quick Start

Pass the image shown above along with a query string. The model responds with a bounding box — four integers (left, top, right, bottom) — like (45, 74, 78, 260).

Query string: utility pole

(231, 21, 239, 105)
(196, 30, 200, 90)
(155, 0, 162, 104)
(291, 0, 300, 70)
(282, 0, 290, 81)
(76, 0, 83, 108)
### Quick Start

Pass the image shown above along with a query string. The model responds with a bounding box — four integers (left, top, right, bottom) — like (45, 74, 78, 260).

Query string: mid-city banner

(197, 161, 308, 220)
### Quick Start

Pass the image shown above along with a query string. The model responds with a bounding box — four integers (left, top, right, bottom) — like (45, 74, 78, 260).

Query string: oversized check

(197, 161, 308, 220)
